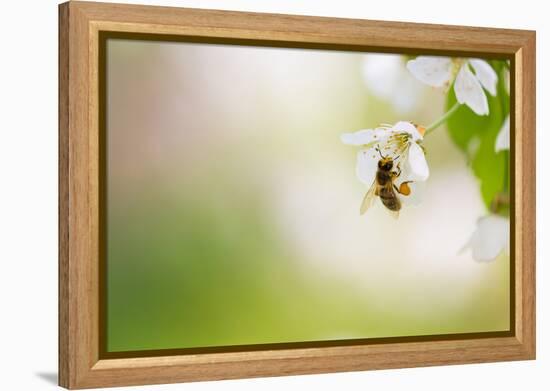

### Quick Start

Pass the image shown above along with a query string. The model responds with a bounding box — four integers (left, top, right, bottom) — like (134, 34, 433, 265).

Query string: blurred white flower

(495, 115, 510, 152)
(495, 66, 510, 152)
(461, 215, 509, 262)
(361, 54, 425, 114)
(406, 56, 497, 116)
(341, 121, 429, 206)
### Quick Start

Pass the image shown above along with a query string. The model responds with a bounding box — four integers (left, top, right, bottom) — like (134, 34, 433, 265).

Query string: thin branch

(424, 101, 461, 135)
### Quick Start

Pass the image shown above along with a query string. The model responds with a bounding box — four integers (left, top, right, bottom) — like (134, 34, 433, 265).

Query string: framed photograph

(59, 1, 536, 389)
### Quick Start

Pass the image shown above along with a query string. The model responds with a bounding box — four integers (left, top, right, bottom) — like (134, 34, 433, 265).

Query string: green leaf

(445, 90, 502, 153)
(445, 68, 508, 209)
(471, 115, 505, 208)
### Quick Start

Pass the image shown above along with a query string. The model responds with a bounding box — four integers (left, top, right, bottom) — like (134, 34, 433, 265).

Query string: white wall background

(0, 0, 546, 389)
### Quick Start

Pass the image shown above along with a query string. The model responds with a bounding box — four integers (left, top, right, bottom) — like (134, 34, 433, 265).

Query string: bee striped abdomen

(379, 186, 401, 211)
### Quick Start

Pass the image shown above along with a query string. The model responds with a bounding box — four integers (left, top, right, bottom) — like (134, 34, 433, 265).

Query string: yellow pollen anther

(416, 125, 426, 136)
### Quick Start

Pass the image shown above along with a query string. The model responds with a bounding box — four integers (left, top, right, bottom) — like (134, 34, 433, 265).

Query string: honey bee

(361, 149, 412, 218)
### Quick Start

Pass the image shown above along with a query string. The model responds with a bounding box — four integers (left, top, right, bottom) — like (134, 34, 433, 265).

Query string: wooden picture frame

(59, 1, 536, 389)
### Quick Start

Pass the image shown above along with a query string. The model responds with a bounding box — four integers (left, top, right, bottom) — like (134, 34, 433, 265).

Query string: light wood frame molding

(59, 1, 536, 389)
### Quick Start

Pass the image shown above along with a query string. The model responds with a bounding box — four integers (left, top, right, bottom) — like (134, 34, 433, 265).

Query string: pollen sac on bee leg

(399, 182, 412, 196)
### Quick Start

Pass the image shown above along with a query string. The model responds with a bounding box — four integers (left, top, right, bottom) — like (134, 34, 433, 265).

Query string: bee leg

(394, 162, 402, 178)
(391, 170, 401, 180)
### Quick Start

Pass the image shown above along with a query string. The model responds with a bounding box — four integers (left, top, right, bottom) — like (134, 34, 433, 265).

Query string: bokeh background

(106, 39, 509, 353)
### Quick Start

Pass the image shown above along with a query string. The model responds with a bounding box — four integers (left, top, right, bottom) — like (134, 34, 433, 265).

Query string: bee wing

(360, 181, 377, 215)
(389, 210, 400, 220)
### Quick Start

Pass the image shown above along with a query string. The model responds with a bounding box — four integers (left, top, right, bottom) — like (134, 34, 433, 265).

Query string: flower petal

(495, 116, 510, 152)
(462, 215, 509, 262)
(454, 64, 489, 116)
(406, 56, 453, 87)
(341, 128, 388, 146)
(503, 66, 510, 94)
(468, 59, 498, 96)
(403, 142, 429, 182)
(356, 149, 379, 185)
(392, 121, 423, 141)
(398, 180, 425, 206)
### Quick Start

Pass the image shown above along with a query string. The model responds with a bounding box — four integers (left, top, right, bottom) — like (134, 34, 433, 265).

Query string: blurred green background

(106, 40, 509, 352)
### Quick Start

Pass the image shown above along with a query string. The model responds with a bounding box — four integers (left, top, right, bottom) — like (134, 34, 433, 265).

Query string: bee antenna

(375, 146, 384, 159)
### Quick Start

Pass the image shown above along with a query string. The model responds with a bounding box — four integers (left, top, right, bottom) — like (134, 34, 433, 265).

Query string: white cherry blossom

(341, 121, 429, 207)
(406, 56, 497, 116)
(495, 115, 510, 152)
(361, 54, 425, 114)
(461, 215, 509, 262)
